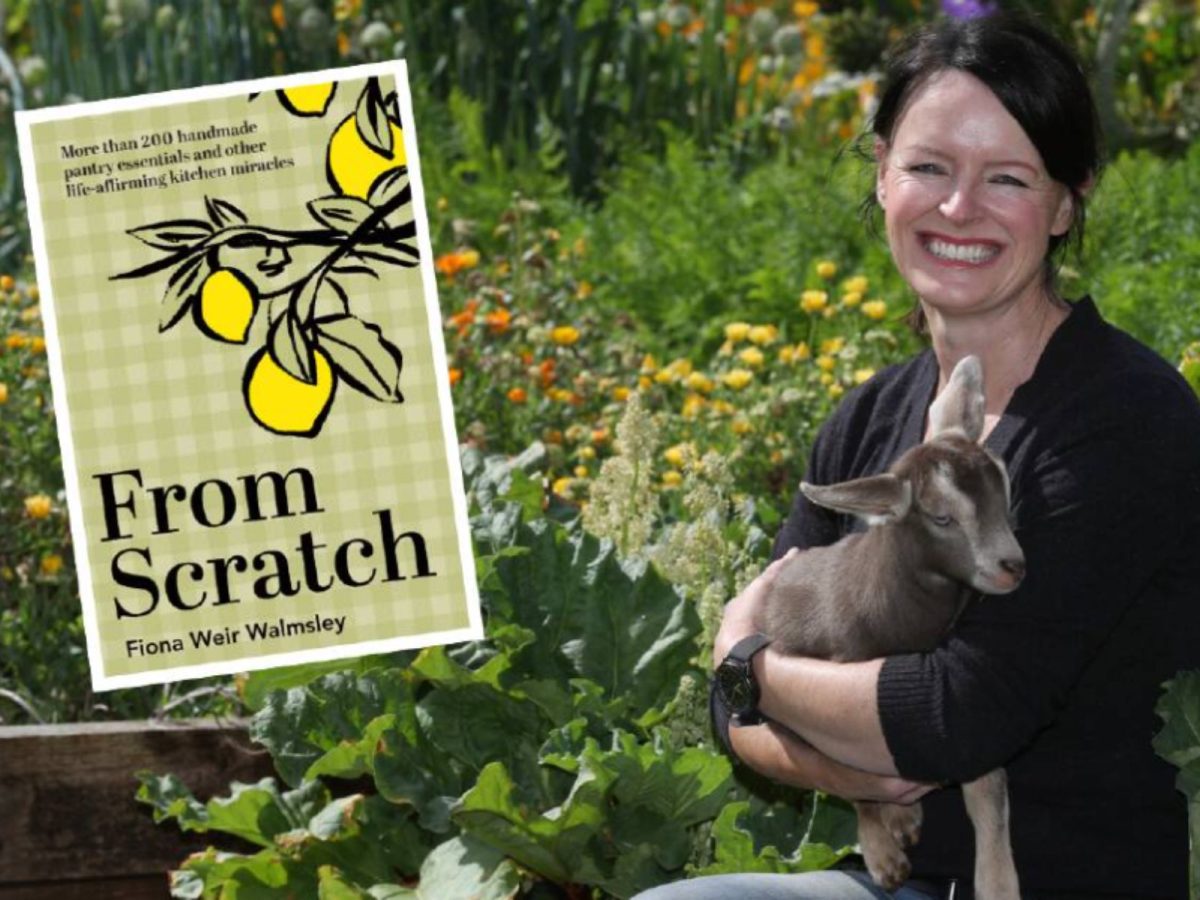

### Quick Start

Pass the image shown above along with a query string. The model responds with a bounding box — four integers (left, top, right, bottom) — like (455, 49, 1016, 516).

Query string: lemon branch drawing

(112, 78, 417, 439)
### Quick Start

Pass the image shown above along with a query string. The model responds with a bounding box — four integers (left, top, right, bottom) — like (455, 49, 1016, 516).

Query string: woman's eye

(908, 163, 944, 175)
(991, 174, 1028, 188)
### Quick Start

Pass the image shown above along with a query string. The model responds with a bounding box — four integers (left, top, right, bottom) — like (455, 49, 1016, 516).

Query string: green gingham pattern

(24, 69, 477, 684)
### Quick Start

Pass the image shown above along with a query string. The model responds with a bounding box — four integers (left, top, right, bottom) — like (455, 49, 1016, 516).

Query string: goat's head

(799, 355, 1025, 595)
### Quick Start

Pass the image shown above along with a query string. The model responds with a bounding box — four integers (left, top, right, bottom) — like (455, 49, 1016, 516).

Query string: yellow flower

(40, 554, 63, 576)
(816, 354, 836, 372)
(794, 0, 819, 16)
(842, 291, 863, 307)
(552, 477, 574, 498)
(731, 416, 753, 435)
(30, 337, 46, 355)
(667, 358, 693, 379)
(820, 337, 845, 356)
(793, 341, 812, 361)
(574, 465, 589, 478)
(778, 345, 795, 364)
(819, 372, 835, 386)
(664, 444, 688, 467)
(654, 369, 675, 385)
(711, 399, 736, 416)
(640, 354, 659, 374)
(724, 321, 751, 343)
(576, 280, 593, 300)
(24, 494, 52, 519)
(662, 470, 684, 488)
(638, 375, 653, 391)
(829, 383, 845, 399)
(551, 325, 581, 345)
(854, 368, 876, 385)
(843, 275, 869, 295)
(722, 368, 754, 390)
(578, 445, 597, 461)
(0, 383, 7, 405)
(747, 324, 778, 346)
(816, 260, 838, 279)
(862, 300, 888, 321)
(738, 346, 765, 368)
(0, 274, 14, 292)
(685, 372, 714, 393)
(681, 393, 706, 418)
(800, 290, 828, 314)
(613, 385, 632, 402)
(823, 306, 837, 319)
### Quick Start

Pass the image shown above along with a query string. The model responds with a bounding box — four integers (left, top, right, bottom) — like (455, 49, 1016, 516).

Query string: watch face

(716, 659, 755, 714)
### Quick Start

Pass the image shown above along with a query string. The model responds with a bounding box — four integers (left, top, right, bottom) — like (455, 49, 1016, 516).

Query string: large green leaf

(390, 835, 521, 900)
(490, 519, 701, 716)
(694, 796, 857, 877)
(456, 731, 734, 899)
(136, 774, 328, 849)
(250, 669, 416, 787)
(1153, 671, 1200, 899)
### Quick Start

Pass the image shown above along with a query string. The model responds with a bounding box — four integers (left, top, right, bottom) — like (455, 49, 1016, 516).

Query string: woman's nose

(938, 180, 983, 223)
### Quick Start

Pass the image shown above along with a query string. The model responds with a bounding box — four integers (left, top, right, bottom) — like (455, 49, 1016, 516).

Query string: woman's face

(876, 69, 1075, 321)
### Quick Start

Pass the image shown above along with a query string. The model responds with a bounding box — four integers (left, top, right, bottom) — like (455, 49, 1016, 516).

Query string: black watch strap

(715, 632, 772, 727)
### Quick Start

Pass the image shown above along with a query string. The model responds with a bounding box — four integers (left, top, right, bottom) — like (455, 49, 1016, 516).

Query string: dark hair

(862, 13, 1104, 321)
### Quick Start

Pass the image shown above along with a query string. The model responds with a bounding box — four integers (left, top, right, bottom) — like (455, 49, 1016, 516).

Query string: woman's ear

(874, 137, 888, 210)
(1052, 173, 1094, 237)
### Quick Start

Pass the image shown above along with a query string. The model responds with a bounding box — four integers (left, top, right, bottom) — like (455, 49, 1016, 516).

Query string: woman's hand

(713, 548, 799, 666)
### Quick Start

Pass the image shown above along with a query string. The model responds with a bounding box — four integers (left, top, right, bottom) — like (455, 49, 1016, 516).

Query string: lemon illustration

(196, 269, 258, 343)
(243, 346, 337, 437)
(277, 83, 336, 117)
(327, 113, 406, 199)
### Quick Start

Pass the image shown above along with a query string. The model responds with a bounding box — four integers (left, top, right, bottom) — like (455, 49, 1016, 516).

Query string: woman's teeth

(925, 238, 999, 263)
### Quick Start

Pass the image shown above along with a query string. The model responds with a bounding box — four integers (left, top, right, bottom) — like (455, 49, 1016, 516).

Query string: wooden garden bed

(0, 719, 274, 899)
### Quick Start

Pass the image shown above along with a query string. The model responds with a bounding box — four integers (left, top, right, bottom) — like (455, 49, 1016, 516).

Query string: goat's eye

(930, 513, 954, 527)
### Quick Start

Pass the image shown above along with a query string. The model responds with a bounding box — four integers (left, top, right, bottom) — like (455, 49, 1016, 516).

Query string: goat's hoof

(882, 802, 923, 848)
(864, 844, 911, 892)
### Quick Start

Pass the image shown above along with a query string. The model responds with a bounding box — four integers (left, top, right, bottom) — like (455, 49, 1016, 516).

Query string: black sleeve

(878, 376, 1200, 783)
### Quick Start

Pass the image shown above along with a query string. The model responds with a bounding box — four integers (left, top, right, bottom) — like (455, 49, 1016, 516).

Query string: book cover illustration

(17, 63, 482, 690)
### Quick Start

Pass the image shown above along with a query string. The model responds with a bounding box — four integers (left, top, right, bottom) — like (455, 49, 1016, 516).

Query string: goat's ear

(928, 355, 985, 442)
(801, 476, 912, 525)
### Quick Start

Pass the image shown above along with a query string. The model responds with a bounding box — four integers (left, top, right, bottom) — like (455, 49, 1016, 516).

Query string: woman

(637, 12, 1200, 900)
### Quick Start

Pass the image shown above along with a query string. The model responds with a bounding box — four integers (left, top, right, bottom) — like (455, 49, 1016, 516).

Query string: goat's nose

(1000, 557, 1026, 581)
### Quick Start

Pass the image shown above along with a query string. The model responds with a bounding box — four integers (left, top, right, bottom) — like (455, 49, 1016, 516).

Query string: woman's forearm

(754, 650, 900, 777)
(727, 716, 931, 804)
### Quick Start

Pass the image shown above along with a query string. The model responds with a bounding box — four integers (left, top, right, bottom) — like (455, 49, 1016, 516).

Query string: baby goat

(758, 355, 1023, 900)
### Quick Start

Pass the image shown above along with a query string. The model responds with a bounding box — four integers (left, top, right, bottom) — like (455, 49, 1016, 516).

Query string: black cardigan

(768, 297, 1200, 898)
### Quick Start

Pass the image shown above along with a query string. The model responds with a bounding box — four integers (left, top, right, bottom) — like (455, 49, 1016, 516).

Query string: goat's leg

(962, 768, 1020, 900)
(854, 800, 912, 890)
(881, 798, 923, 848)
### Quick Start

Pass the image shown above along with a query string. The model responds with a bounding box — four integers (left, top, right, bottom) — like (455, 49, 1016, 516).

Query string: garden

(2, 0, 1200, 897)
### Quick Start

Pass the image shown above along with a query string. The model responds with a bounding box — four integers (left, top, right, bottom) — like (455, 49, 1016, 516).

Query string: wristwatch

(714, 633, 772, 726)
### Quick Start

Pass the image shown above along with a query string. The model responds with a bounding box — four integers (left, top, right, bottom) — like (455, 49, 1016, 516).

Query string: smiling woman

(640, 11, 1200, 900)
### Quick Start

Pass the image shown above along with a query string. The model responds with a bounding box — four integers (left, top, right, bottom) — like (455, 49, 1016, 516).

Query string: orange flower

(447, 298, 480, 336)
(0, 275, 14, 292)
(270, 1, 285, 29)
(507, 387, 527, 403)
(448, 367, 462, 386)
(538, 358, 557, 388)
(435, 249, 481, 280)
(485, 308, 512, 334)
(6, 334, 28, 350)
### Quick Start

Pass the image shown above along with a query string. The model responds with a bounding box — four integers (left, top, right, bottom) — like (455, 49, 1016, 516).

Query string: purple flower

(941, 0, 999, 19)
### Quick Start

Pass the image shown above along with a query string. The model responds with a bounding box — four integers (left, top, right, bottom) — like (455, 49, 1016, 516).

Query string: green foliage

(1154, 671, 1200, 899)
(136, 452, 850, 898)
(1082, 142, 1200, 360)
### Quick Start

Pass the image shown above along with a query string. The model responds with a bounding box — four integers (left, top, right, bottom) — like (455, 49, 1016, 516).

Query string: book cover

(16, 62, 482, 690)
